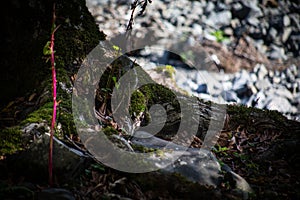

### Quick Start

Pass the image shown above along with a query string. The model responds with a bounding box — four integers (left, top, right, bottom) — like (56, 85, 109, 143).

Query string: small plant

(112, 76, 120, 89)
(210, 30, 229, 43)
(155, 65, 176, 79)
(43, 3, 60, 186)
(112, 45, 121, 52)
(212, 144, 229, 156)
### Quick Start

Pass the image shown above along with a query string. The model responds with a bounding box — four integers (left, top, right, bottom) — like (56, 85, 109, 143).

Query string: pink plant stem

(49, 4, 58, 186)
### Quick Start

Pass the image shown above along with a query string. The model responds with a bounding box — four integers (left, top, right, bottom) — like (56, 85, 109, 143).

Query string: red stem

(48, 3, 57, 186)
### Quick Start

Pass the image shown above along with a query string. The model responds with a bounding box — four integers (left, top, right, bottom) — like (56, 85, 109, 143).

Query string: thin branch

(126, 0, 152, 31)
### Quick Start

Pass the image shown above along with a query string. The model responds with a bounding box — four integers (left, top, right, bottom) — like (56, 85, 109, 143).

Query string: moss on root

(227, 104, 288, 133)
(129, 90, 147, 117)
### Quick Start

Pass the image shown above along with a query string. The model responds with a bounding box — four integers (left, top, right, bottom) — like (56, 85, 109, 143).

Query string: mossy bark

(0, 0, 104, 154)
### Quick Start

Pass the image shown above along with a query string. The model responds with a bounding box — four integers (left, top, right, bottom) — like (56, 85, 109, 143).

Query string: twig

(126, 0, 152, 31)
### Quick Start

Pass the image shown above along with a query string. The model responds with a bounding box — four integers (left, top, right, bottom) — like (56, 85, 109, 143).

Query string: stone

(264, 96, 297, 113)
(231, 2, 251, 20)
(222, 81, 233, 91)
(205, 1, 215, 13)
(268, 27, 278, 40)
(221, 90, 240, 103)
(131, 130, 253, 197)
(207, 11, 232, 27)
(249, 90, 267, 109)
(244, 1, 263, 18)
(192, 23, 203, 36)
(254, 64, 268, 80)
(268, 45, 287, 60)
(196, 71, 222, 94)
(269, 85, 294, 101)
(247, 17, 260, 27)
(282, 27, 292, 43)
(285, 67, 296, 83)
(255, 79, 272, 90)
(196, 83, 208, 94)
(131, 131, 222, 187)
(232, 70, 251, 91)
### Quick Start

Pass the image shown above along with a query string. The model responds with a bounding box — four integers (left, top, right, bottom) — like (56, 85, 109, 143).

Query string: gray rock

(131, 131, 221, 187)
(207, 11, 232, 27)
(285, 67, 296, 83)
(282, 27, 292, 43)
(205, 1, 215, 13)
(221, 90, 240, 103)
(131, 130, 254, 195)
(268, 27, 278, 40)
(289, 64, 298, 77)
(268, 45, 287, 60)
(249, 90, 267, 109)
(231, 2, 250, 20)
(232, 70, 251, 91)
(196, 71, 223, 95)
(255, 79, 272, 90)
(247, 17, 260, 27)
(163, 149, 222, 186)
(283, 15, 291, 26)
(269, 85, 294, 101)
(264, 96, 297, 113)
(244, 1, 263, 18)
(222, 81, 233, 91)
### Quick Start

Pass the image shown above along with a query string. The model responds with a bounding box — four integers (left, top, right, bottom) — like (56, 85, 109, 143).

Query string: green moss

(54, 0, 106, 73)
(0, 127, 23, 155)
(21, 102, 53, 125)
(129, 90, 147, 117)
(138, 84, 180, 110)
(102, 126, 119, 136)
(227, 104, 288, 133)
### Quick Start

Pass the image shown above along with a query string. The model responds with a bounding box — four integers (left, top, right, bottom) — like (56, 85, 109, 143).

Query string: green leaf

(43, 41, 51, 55)
(112, 45, 121, 51)
(112, 76, 120, 89)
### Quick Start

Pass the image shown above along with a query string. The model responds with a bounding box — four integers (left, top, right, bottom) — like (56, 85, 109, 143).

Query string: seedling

(43, 3, 60, 186)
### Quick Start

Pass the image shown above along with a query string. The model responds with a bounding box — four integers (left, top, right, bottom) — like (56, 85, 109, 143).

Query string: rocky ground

(86, 0, 300, 121)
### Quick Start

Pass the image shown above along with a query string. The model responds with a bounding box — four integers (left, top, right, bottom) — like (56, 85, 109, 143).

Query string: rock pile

(87, 0, 299, 61)
(174, 63, 300, 121)
(86, 0, 300, 120)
